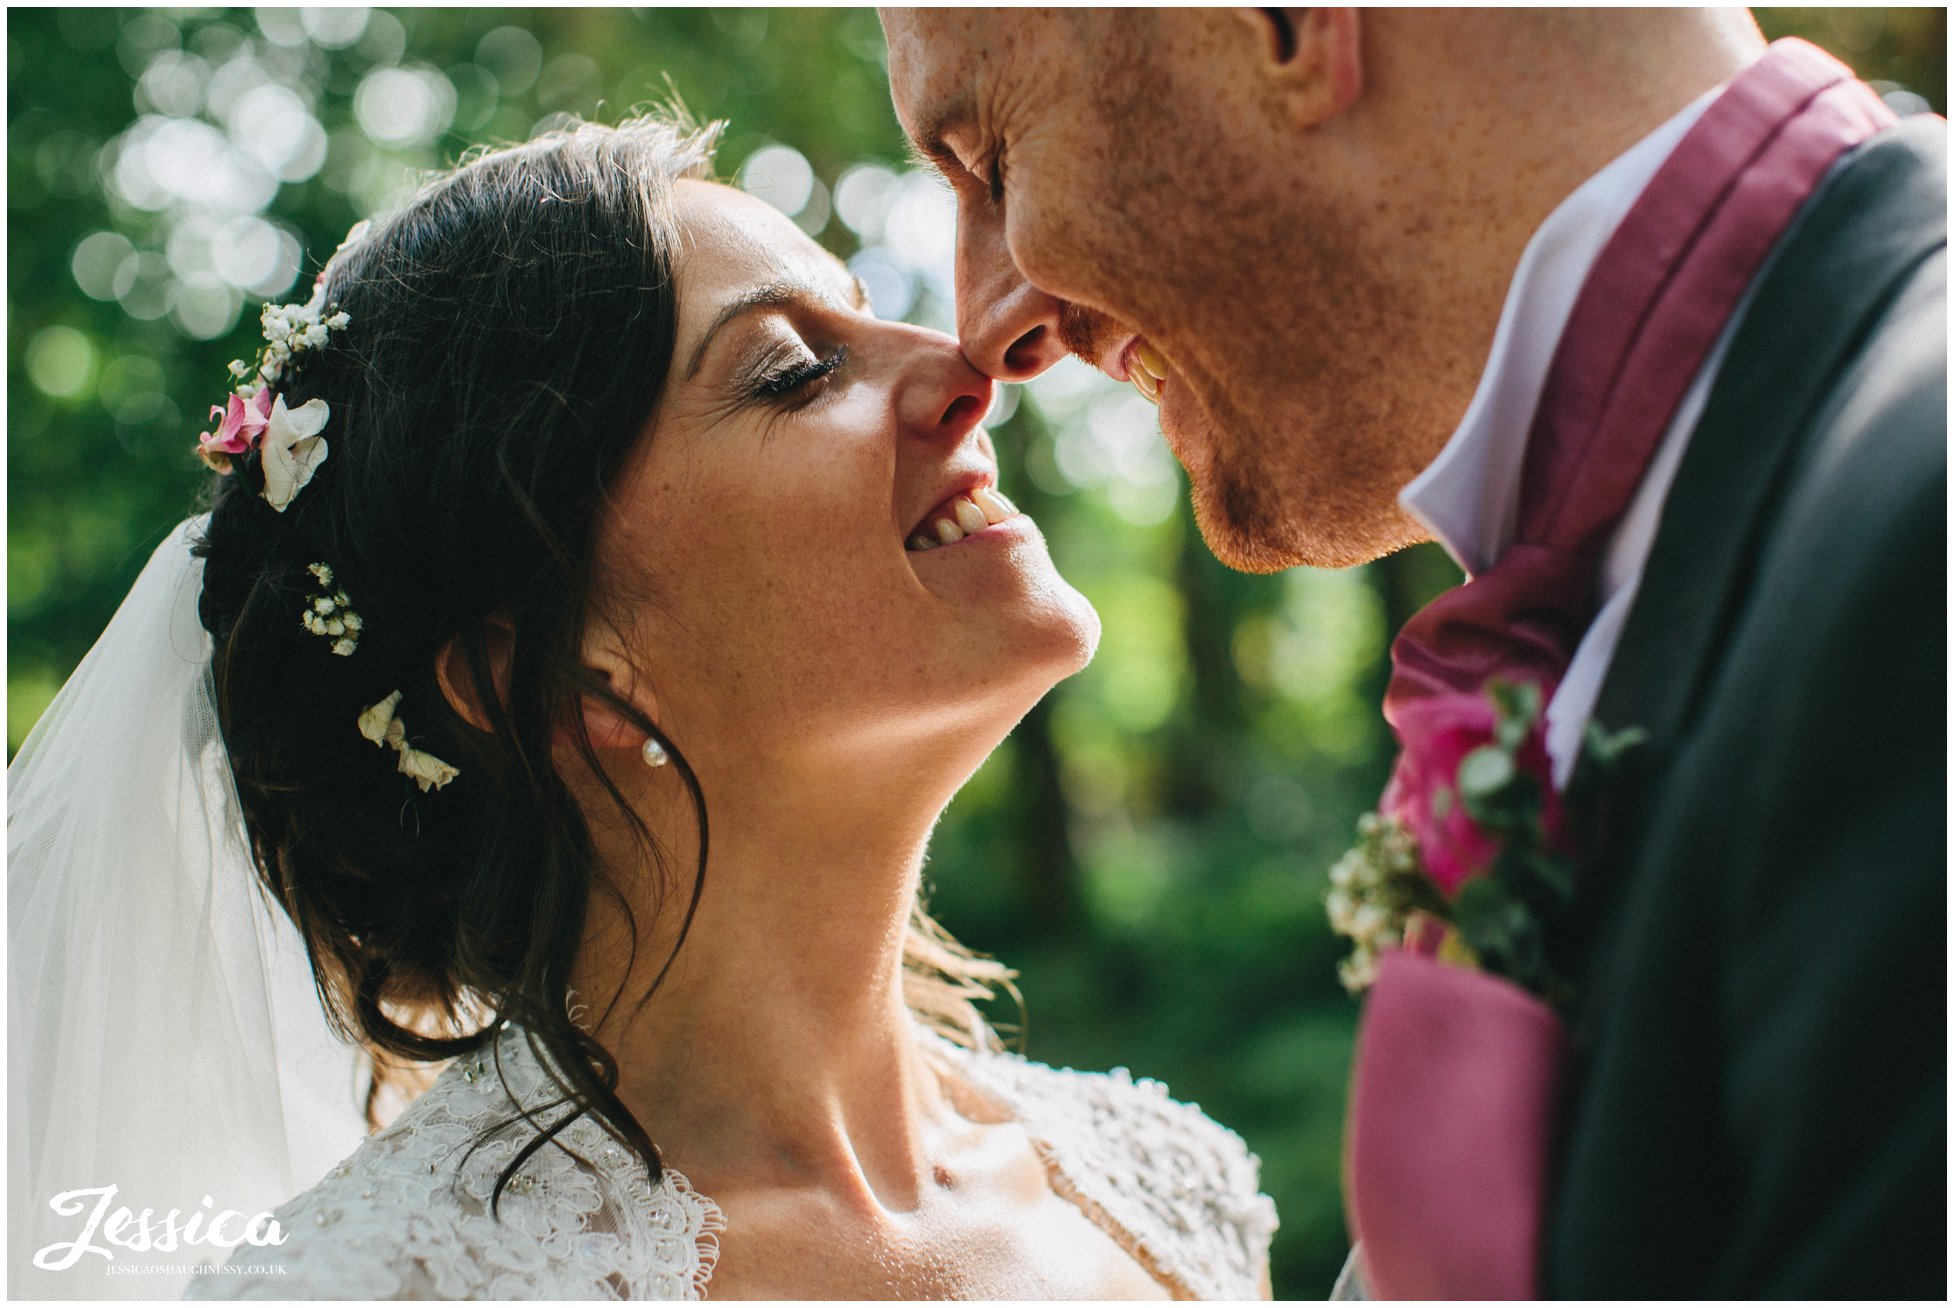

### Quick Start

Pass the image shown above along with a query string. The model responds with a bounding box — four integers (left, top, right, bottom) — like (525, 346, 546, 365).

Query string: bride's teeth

(970, 485, 1011, 525)
(906, 487, 1025, 552)
(952, 496, 989, 535)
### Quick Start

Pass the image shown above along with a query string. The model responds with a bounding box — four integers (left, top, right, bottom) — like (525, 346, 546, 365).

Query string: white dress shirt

(1397, 88, 1740, 787)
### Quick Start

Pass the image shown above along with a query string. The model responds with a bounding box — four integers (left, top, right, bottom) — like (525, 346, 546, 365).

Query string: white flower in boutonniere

(1327, 680, 1645, 1003)
(259, 395, 331, 512)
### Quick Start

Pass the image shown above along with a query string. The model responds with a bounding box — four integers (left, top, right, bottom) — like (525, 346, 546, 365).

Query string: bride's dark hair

(192, 115, 1012, 1204)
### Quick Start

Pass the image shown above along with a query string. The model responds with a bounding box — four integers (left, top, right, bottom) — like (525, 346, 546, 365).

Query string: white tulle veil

(9, 517, 368, 1299)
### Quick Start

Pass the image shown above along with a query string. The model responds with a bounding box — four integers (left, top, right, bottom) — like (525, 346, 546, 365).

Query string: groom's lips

(1104, 335, 1141, 383)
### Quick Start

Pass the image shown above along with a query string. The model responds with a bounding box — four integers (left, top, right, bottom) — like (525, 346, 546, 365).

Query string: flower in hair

(300, 562, 361, 656)
(196, 388, 274, 473)
(358, 690, 460, 793)
(358, 690, 408, 748)
(260, 395, 332, 512)
(194, 243, 355, 508)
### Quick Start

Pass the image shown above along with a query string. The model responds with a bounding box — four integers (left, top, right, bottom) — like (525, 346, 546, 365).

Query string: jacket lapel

(1565, 117, 1947, 997)
(1589, 117, 1948, 780)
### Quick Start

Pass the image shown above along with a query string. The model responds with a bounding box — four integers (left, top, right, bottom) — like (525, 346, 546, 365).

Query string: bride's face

(593, 180, 1098, 781)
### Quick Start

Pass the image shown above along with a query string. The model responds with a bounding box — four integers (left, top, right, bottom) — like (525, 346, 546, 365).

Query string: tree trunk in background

(1012, 684, 1088, 942)
(1165, 530, 1251, 819)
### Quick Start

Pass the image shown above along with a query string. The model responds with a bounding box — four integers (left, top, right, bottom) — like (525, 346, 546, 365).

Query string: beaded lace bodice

(185, 1028, 1277, 1301)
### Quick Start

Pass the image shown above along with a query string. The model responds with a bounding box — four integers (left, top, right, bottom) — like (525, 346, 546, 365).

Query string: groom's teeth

(970, 485, 1012, 524)
(1130, 339, 1168, 406)
(952, 497, 989, 535)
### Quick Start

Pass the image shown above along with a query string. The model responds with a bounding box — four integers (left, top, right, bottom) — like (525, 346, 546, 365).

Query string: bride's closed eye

(748, 344, 849, 403)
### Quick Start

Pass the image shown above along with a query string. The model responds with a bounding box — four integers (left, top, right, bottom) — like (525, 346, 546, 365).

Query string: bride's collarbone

(694, 1135, 1173, 1301)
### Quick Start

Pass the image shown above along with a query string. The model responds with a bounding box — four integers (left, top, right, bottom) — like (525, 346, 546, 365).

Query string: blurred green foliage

(8, 8, 1942, 1296)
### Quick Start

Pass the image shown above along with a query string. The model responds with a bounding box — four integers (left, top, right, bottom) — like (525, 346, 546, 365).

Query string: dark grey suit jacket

(1544, 116, 1947, 1298)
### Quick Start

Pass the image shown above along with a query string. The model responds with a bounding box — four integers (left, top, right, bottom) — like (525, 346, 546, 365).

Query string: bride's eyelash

(751, 345, 849, 400)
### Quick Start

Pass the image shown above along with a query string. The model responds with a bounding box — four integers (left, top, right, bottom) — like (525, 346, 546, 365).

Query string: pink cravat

(1382, 40, 1894, 736)
(1351, 40, 1896, 1302)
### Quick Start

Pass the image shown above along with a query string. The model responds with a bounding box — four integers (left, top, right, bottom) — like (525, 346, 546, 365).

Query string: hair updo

(192, 116, 1014, 1200)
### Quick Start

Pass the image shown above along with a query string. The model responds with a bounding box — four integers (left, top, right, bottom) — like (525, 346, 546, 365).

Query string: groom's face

(883, 9, 1448, 571)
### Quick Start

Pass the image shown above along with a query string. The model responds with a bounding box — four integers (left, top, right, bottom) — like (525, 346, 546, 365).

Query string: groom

(883, 7, 1944, 1297)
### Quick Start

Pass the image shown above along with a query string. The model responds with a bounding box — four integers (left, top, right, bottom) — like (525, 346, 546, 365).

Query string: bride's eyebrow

(684, 275, 874, 380)
(685, 283, 804, 380)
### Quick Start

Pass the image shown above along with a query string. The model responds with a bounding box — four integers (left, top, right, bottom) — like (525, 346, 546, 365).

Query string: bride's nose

(896, 331, 995, 444)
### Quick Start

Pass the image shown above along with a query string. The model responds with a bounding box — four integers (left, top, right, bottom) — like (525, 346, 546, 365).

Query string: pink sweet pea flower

(196, 387, 275, 472)
(1381, 688, 1566, 895)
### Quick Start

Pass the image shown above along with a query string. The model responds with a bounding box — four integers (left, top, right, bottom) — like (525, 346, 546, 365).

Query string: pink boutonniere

(1329, 680, 1641, 1000)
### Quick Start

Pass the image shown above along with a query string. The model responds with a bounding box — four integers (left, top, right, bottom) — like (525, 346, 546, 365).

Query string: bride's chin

(998, 575, 1101, 683)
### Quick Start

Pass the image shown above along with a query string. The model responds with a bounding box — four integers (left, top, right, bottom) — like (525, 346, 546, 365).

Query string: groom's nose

(954, 202, 1069, 382)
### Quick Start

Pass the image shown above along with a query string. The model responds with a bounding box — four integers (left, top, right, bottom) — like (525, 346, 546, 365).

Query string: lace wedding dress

(184, 1026, 1278, 1301)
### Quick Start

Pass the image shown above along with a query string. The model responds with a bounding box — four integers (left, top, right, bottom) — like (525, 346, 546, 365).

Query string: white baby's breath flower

(1350, 902, 1390, 942)
(1338, 948, 1379, 993)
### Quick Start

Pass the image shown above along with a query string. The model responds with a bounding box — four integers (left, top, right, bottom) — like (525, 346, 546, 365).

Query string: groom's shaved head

(884, 8, 1769, 570)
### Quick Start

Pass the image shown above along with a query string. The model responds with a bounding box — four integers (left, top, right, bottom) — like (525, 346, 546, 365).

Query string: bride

(9, 115, 1275, 1300)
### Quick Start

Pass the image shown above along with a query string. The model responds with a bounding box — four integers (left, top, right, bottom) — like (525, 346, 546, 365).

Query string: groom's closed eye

(905, 99, 1008, 204)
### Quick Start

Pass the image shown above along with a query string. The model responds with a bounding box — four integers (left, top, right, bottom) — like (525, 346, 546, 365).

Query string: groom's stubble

(889, 9, 1760, 573)
(1043, 17, 1487, 572)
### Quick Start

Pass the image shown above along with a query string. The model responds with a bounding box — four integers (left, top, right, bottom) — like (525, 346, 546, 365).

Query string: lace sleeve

(941, 1043, 1280, 1301)
(184, 1036, 722, 1301)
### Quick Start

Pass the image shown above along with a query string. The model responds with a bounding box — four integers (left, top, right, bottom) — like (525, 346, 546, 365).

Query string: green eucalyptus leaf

(1457, 745, 1515, 799)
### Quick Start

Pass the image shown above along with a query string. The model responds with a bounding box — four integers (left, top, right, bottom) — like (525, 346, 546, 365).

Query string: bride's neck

(571, 759, 964, 1212)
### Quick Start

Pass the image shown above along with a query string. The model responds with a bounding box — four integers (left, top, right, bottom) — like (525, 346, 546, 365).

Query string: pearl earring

(640, 737, 669, 769)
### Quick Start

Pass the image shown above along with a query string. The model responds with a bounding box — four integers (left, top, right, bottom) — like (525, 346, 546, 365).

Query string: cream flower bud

(358, 691, 404, 746)
(397, 747, 460, 792)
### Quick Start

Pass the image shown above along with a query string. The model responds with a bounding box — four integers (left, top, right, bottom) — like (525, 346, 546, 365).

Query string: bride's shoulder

(936, 1037, 1279, 1300)
(184, 1040, 719, 1301)
(181, 1098, 457, 1301)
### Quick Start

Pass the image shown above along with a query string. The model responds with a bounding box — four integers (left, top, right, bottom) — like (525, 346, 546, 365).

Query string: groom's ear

(1238, 8, 1363, 125)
